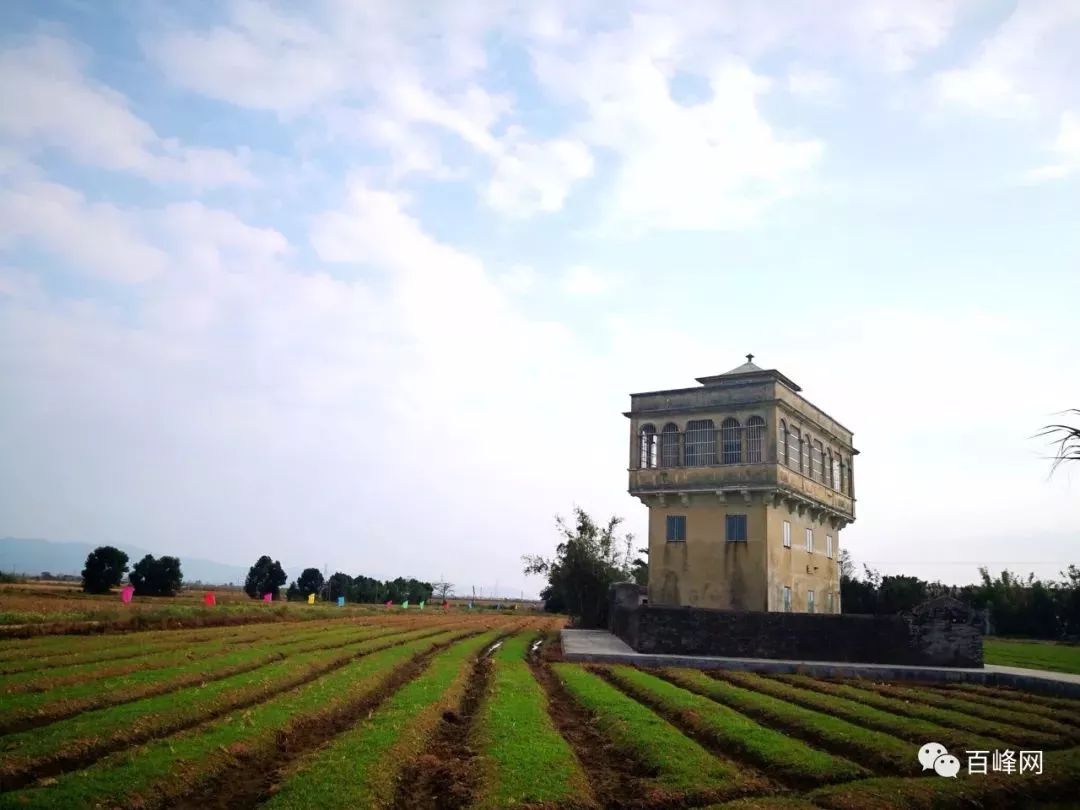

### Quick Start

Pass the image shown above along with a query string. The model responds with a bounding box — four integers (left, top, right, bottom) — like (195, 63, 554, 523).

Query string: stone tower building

(626, 356, 857, 613)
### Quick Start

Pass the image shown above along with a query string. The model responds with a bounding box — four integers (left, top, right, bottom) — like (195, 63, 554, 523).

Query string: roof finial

(746, 353, 754, 364)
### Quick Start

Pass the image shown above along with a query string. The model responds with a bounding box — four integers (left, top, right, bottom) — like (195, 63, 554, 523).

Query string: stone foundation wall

(609, 592, 982, 668)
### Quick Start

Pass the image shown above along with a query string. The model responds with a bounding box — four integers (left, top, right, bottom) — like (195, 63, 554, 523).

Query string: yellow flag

(307, 593, 315, 605)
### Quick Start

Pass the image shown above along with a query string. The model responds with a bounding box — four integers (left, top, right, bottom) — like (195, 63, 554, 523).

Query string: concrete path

(561, 629, 1080, 699)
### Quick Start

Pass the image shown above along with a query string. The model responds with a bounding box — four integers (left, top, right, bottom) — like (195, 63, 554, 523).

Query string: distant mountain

(0, 538, 250, 586)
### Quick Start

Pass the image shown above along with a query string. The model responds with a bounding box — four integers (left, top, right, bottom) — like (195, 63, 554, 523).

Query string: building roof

(694, 354, 802, 392)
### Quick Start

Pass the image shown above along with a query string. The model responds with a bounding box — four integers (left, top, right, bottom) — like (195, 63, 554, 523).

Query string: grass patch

(552, 663, 747, 802)
(0, 631, 466, 809)
(0, 626, 445, 787)
(662, 668, 916, 774)
(775, 675, 1062, 750)
(601, 666, 866, 786)
(985, 638, 1080, 675)
(264, 631, 500, 809)
(471, 633, 593, 808)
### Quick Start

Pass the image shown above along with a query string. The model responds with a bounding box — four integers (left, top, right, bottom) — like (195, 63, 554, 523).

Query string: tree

(129, 554, 183, 596)
(523, 506, 634, 628)
(432, 581, 455, 600)
(327, 572, 352, 601)
(295, 567, 325, 597)
(244, 555, 287, 600)
(630, 547, 649, 586)
(1038, 409, 1080, 474)
(877, 575, 927, 614)
(81, 546, 129, 594)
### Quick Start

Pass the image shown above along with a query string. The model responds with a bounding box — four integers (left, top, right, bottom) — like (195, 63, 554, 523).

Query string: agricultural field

(1, 613, 1079, 808)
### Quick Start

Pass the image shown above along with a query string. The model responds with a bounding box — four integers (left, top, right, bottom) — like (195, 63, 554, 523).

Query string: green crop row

(661, 668, 916, 775)
(0, 616, 333, 662)
(0, 626, 446, 788)
(552, 663, 751, 803)
(774, 675, 1063, 750)
(601, 666, 867, 786)
(0, 619, 382, 694)
(0, 621, 401, 731)
(838, 678, 1080, 744)
(810, 745, 1080, 809)
(470, 633, 592, 808)
(265, 631, 501, 809)
(0, 618, 360, 674)
(720, 671, 1006, 753)
(0, 630, 469, 809)
(933, 682, 1080, 725)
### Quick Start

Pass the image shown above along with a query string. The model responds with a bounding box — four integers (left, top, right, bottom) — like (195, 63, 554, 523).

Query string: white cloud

(560, 265, 612, 296)
(786, 66, 842, 103)
(933, 1, 1080, 118)
(0, 35, 253, 187)
(486, 130, 593, 217)
(0, 181, 169, 283)
(499, 263, 538, 294)
(1024, 111, 1080, 183)
(534, 33, 823, 231)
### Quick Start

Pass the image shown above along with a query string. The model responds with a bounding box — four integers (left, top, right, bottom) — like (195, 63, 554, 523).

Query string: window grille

(778, 420, 787, 465)
(639, 425, 657, 469)
(666, 515, 686, 542)
(812, 440, 823, 481)
(721, 418, 741, 464)
(788, 428, 801, 471)
(783, 586, 792, 612)
(747, 416, 765, 463)
(805, 528, 813, 553)
(685, 419, 716, 466)
(807, 589, 815, 614)
(660, 423, 680, 467)
(826, 534, 833, 559)
(725, 514, 748, 542)
(782, 520, 791, 548)
(832, 457, 841, 491)
(827, 591, 834, 613)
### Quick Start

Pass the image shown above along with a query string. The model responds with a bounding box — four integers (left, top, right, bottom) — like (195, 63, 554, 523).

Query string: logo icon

(918, 742, 959, 777)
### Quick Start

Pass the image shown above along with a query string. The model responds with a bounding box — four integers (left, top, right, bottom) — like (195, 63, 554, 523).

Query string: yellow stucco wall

(646, 494, 769, 611)
(765, 501, 841, 614)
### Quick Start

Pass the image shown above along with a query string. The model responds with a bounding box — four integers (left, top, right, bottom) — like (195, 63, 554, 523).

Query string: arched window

(778, 420, 787, 465)
(826, 449, 834, 488)
(838, 457, 846, 494)
(685, 419, 716, 466)
(747, 416, 765, 463)
(832, 455, 841, 491)
(789, 427, 801, 471)
(660, 423, 680, 467)
(639, 424, 657, 469)
(801, 433, 811, 475)
(812, 440, 823, 481)
(721, 417, 741, 464)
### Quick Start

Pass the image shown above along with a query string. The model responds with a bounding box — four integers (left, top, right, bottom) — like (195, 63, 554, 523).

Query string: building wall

(765, 501, 841, 613)
(646, 494, 768, 611)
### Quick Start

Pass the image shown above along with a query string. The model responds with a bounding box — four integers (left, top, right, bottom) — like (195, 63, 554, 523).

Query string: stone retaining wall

(608, 588, 982, 668)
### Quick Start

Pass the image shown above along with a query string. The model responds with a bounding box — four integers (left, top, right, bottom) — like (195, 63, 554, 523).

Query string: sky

(0, 0, 1077, 597)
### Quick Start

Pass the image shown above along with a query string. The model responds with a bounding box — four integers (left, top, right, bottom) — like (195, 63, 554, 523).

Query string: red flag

(204, 592, 216, 606)
(263, 592, 272, 603)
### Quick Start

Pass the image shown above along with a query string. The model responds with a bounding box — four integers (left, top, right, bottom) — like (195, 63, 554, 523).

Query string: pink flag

(120, 585, 134, 604)
(263, 592, 272, 603)
(204, 592, 216, 606)
(384, 599, 392, 607)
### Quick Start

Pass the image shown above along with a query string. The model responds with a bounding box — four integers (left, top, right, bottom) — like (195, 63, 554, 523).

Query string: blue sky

(1, 1, 1077, 595)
